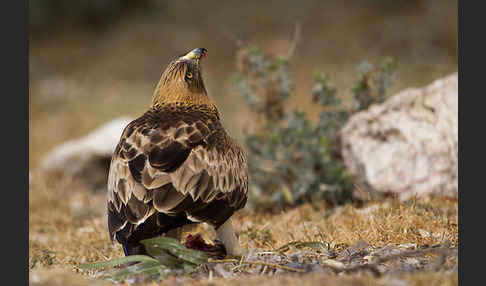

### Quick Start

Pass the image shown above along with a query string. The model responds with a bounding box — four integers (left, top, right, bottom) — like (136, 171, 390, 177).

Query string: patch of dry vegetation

(31, 268, 458, 286)
(29, 172, 457, 285)
(235, 197, 457, 249)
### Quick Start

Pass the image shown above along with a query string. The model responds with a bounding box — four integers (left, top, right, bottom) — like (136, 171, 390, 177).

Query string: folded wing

(107, 110, 248, 241)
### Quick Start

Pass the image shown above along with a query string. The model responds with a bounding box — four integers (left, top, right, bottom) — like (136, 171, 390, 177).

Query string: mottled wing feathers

(170, 142, 248, 207)
(107, 106, 248, 241)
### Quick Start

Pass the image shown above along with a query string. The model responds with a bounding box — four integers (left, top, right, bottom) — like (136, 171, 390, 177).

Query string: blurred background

(29, 0, 457, 170)
(29, 2, 459, 282)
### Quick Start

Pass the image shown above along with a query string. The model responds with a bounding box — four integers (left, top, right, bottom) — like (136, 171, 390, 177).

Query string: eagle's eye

(185, 72, 193, 81)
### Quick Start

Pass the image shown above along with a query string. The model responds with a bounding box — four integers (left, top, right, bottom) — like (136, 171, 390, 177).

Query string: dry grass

(31, 268, 458, 286)
(29, 171, 457, 285)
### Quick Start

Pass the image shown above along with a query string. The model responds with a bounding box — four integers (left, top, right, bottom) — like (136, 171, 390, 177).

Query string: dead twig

(208, 258, 306, 273)
(286, 22, 302, 60)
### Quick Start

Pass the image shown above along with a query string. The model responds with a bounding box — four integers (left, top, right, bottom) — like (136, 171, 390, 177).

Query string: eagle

(107, 48, 248, 258)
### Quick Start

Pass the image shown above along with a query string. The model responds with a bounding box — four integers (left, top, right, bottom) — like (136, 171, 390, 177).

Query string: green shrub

(233, 45, 396, 209)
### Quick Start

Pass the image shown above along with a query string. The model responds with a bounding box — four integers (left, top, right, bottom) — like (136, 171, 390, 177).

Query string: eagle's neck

(150, 79, 216, 112)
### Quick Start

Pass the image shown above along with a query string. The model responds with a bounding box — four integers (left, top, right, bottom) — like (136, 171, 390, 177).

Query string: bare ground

(29, 173, 457, 285)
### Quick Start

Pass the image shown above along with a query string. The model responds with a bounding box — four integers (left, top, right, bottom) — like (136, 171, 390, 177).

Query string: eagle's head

(152, 48, 212, 108)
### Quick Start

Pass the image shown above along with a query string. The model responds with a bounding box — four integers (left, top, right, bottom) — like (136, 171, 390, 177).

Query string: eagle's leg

(122, 243, 147, 256)
(165, 227, 183, 241)
(215, 218, 243, 258)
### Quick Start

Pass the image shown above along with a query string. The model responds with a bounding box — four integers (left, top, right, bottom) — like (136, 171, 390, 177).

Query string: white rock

(340, 73, 458, 200)
(41, 116, 132, 184)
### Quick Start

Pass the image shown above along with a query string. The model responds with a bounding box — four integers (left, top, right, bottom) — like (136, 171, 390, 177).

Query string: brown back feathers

(107, 50, 248, 252)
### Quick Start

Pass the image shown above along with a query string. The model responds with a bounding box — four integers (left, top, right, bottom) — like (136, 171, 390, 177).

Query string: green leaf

(380, 56, 396, 73)
(108, 261, 167, 281)
(320, 136, 329, 149)
(281, 184, 294, 204)
(141, 236, 209, 265)
(143, 244, 183, 267)
(276, 241, 301, 253)
(248, 44, 260, 54)
(275, 56, 289, 66)
(232, 74, 243, 83)
(313, 71, 325, 82)
(276, 241, 329, 253)
(80, 255, 159, 270)
(294, 241, 329, 251)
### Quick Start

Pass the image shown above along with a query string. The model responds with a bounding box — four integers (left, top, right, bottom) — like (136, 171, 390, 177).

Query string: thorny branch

(220, 21, 302, 59)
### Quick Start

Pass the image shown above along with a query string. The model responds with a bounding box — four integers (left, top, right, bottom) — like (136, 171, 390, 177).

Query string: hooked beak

(180, 48, 208, 61)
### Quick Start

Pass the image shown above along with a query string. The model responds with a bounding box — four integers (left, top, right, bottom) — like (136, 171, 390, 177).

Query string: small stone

(321, 259, 345, 270)
(419, 229, 431, 238)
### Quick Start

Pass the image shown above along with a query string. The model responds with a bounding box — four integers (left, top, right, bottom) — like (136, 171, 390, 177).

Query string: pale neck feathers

(151, 64, 216, 112)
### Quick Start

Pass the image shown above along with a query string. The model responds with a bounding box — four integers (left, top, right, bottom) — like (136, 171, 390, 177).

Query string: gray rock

(340, 73, 458, 200)
(41, 116, 132, 188)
